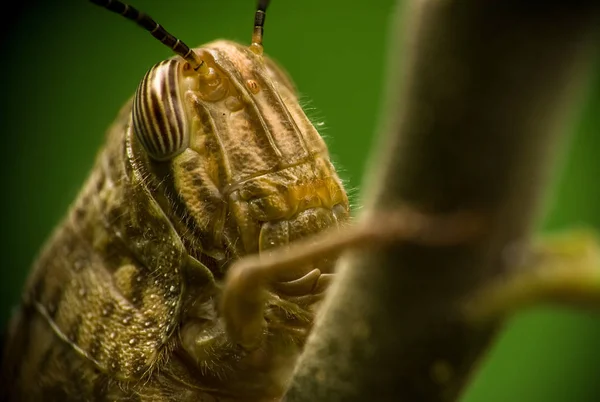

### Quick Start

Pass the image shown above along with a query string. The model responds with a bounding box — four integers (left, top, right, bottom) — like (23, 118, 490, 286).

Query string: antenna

(89, 0, 208, 74)
(250, 0, 271, 55)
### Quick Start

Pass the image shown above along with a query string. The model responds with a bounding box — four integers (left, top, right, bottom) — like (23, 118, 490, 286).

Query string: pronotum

(1, 0, 358, 400)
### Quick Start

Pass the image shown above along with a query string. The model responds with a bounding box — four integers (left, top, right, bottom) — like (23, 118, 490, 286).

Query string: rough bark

(284, 1, 600, 401)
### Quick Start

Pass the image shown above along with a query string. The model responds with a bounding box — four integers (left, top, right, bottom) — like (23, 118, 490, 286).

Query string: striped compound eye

(132, 59, 189, 161)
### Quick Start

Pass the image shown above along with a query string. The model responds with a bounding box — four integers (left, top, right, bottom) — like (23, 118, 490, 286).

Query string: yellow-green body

(1, 40, 349, 401)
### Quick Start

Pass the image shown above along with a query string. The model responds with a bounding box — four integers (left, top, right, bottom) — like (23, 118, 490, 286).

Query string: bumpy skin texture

(1, 40, 349, 401)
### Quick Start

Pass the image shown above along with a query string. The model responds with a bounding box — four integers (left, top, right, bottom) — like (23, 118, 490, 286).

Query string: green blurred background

(1, 0, 599, 400)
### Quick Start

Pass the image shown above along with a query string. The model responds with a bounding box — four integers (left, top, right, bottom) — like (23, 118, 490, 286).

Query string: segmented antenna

(250, 0, 271, 55)
(89, 0, 208, 74)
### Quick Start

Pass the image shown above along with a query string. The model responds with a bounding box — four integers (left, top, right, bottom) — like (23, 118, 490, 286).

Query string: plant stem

(284, 1, 600, 401)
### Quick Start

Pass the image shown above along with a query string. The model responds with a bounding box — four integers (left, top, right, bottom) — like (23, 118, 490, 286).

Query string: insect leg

(222, 207, 485, 349)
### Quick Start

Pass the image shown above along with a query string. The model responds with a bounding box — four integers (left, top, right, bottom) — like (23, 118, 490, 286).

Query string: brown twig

(284, 1, 600, 401)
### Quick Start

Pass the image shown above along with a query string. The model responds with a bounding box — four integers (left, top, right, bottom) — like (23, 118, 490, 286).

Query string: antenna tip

(257, 0, 270, 12)
(250, 0, 270, 55)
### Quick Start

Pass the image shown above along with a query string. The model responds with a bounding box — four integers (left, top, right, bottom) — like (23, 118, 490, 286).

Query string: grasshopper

(0, 1, 351, 400)
(0, 1, 490, 400)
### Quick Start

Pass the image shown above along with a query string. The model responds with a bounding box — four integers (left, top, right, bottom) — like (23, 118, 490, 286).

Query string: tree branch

(284, 1, 600, 401)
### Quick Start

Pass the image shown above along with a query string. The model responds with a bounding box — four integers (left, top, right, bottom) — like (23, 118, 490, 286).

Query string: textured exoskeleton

(0, 7, 349, 399)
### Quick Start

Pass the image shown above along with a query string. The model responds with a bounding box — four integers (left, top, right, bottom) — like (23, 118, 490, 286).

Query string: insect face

(129, 41, 350, 269)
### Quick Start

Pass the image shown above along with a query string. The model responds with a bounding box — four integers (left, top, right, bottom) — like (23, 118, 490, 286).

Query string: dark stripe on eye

(145, 65, 167, 155)
(132, 60, 188, 160)
(160, 62, 176, 152)
(167, 60, 185, 150)
(149, 73, 170, 153)
(134, 71, 160, 156)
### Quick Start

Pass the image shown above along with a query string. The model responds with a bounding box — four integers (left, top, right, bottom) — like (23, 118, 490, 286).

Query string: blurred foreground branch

(285, 1, 600, 401)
